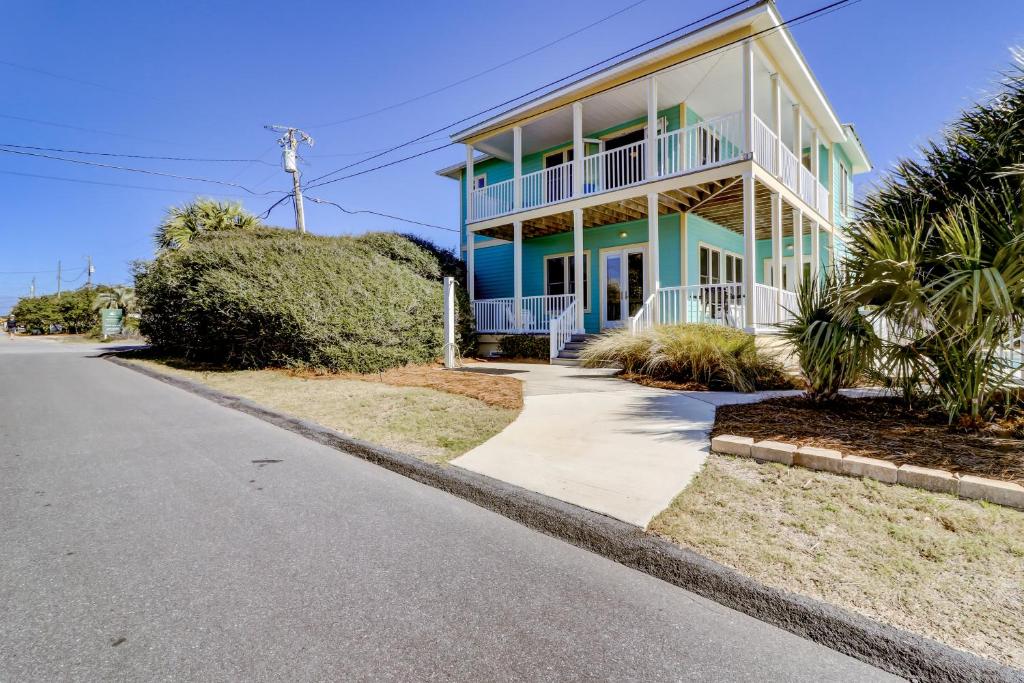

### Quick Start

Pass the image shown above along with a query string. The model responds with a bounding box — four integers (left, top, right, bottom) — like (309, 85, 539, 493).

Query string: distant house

(438, 0, 870, 361)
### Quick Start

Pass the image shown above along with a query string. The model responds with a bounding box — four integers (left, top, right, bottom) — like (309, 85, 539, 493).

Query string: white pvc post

(443, 276, 456, 369)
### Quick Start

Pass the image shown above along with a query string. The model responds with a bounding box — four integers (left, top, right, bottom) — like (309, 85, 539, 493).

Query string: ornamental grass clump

(580, 323, 791, 392)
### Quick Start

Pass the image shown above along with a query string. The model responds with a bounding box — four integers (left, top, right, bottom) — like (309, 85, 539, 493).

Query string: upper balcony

(466, 109, 831, 224)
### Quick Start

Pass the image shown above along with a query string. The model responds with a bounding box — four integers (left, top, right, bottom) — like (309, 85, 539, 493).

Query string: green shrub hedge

(498, 334, 549, 359)
(134, 228, 475, 373)
(579, 323, 794, 392)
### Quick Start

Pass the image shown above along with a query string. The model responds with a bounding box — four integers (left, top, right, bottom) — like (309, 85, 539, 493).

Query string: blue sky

(1, 0, 1022, 312)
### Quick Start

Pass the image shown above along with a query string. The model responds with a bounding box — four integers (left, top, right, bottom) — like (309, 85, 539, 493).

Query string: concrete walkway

(453, 363, 798, 527)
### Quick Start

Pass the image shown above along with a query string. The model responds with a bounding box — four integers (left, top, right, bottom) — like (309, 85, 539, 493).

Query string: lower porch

(468, 168, 835, 359)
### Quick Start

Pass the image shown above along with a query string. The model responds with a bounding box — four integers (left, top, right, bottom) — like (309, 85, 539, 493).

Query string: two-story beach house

(438, 0, 870, 362)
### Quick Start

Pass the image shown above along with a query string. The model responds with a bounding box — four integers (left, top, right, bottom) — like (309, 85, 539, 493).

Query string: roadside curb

(107, 356, 1023, 683)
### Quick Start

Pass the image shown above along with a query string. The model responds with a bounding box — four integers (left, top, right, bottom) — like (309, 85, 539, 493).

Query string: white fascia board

(435, 153, 495, 179)
(840, 123, 872, 173)
(449, 3, 767, 143)
(761, 3, 844, 140)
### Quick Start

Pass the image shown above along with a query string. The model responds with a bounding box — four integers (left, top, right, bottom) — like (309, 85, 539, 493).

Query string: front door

(602, 247, 647, 328)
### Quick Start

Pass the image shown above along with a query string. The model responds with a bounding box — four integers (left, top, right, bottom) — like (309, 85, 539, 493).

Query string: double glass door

(602, 247, 647, 328)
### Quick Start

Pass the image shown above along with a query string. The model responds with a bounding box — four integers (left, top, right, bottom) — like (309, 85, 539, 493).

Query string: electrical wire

(0, 113, 180, 145)
(304, 0, 652, 129)
(304, 195, 458, 233)
(304, 0, 857, 191)
(303, 0, 754, 187)
(0, 147, 289, 196)
(0, 169, 254, 198)
(0, 143, 277, 165)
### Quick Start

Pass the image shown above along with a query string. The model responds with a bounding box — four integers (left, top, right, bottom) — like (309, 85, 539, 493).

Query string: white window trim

(697, 241, 743, 285)
(543, 250, 592, 313)
(838, 163, 850, 217)
(598, 242, 649, 329)
(473, 173, 487, 190)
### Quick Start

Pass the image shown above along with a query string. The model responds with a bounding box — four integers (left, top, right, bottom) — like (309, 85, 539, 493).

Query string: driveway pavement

(452, 363, 798, 527)
(0, 336, 896, 681)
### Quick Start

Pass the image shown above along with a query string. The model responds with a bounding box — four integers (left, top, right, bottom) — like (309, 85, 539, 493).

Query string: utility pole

(265, 124, 314, 233)
(86, 256, 94, 288)
(56, 260, 62, 298)
(30, 277, 35, 298)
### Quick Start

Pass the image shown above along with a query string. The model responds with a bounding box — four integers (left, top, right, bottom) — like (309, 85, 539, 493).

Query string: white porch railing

(751, 114, 777, 176)
(752, 283, 798, 327)
(549, 300, 577, 359)
(816, 184, 830, 217)
(657, 111, 744, 179)
(628, 293, 657, 335)
(779, 145, 799, 191)
(799, 166, 817, 207)
(469, 179, 514, 222)
(522, 160, 573, 210)
(582, 138, 647, 195)
(473, 294, 575, 334)
(656, 284, 747, 329)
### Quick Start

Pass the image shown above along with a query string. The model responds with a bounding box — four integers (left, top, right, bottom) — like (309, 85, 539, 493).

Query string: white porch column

(465, 144, 475, 223)
(826, 142, 835, 225)
(513, 126, 522, 211)
(810, 219, 820, 285)
(771, 192, 783, 319)
(792, 207, 804, 291)
(742, 171, 756, 328)
(646, 77, 658, 180)
(647, 192, 660, 321)
(771, 73, 782, 176)
(513, 221, 523, 330)
(572, 207, 585, 332)
(792, 104, 802, 195)
(466, 227, 475, 301)
(572, 102, 584, 198)
(741, 40, 754, 156)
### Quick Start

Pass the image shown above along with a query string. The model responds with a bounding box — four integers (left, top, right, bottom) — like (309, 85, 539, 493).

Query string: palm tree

(155, 198, 261, 251)
(92, 286, 138, 315)
(841, 55, 1024, 425)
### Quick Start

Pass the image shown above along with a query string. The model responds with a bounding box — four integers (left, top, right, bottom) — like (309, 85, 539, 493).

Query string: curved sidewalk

(453, 363, 792, 527)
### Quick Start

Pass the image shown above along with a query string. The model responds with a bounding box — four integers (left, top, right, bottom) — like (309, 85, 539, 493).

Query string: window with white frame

(473, 174, 486, 190)
(700, 245, 742, 285)
(545, 253, 590, 310)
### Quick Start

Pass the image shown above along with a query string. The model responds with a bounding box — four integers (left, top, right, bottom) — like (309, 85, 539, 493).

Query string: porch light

(619, 231, 628, 238)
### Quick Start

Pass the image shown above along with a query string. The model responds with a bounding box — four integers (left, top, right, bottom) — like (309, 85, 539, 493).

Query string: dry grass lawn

(131, 360, 520, 463)
(650, 454, 1024, 668)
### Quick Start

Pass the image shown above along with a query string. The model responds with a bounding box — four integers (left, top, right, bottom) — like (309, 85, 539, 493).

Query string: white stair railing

(549, 300, 577, 359)
(628, 293, 657, 335)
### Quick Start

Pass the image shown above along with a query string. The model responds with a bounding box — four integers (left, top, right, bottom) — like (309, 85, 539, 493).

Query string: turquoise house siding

(685, 215, 743, 286)
(472, 242, 513, 300)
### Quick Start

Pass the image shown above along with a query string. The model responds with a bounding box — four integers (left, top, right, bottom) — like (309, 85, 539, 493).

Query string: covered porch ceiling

(473, 175, 810, 242)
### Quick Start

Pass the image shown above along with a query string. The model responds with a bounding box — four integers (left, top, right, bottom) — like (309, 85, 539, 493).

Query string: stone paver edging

(713, 435, 1024, 510)
(107, 357, 1022, 683)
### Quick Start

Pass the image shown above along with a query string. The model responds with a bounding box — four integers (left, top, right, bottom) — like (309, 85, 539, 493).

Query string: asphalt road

(0, 336, 898, 681)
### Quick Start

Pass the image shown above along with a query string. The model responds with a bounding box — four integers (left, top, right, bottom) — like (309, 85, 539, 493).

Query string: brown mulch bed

(714, 396, 1024, 485)
(290, 362, 524, 410)
(620, 372, 709, 392)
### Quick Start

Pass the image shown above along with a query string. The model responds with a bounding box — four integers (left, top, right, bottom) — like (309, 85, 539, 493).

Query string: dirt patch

(290, 361, 523, 410)
(715, 396, 1024, 485)
(127, 359, 519, 463)
(650, 453, 1024, 668)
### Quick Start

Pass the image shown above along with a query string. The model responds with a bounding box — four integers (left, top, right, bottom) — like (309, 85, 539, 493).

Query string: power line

(304, 0, 652, 129)
(304, 0, 857, 192)
(0, 59, 169, 103)
(303, 0, 754, 187)
(0, 169, 255, 198)
(305, 136, 450, 159)
(0, 113, 179, 145)
(0, 146, 289, 196)
(0, 143, 277, 165)
(304, 195, 458, 233)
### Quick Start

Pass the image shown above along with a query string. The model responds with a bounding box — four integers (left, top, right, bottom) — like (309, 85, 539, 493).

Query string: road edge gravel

(107, 355, 1023, 683)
